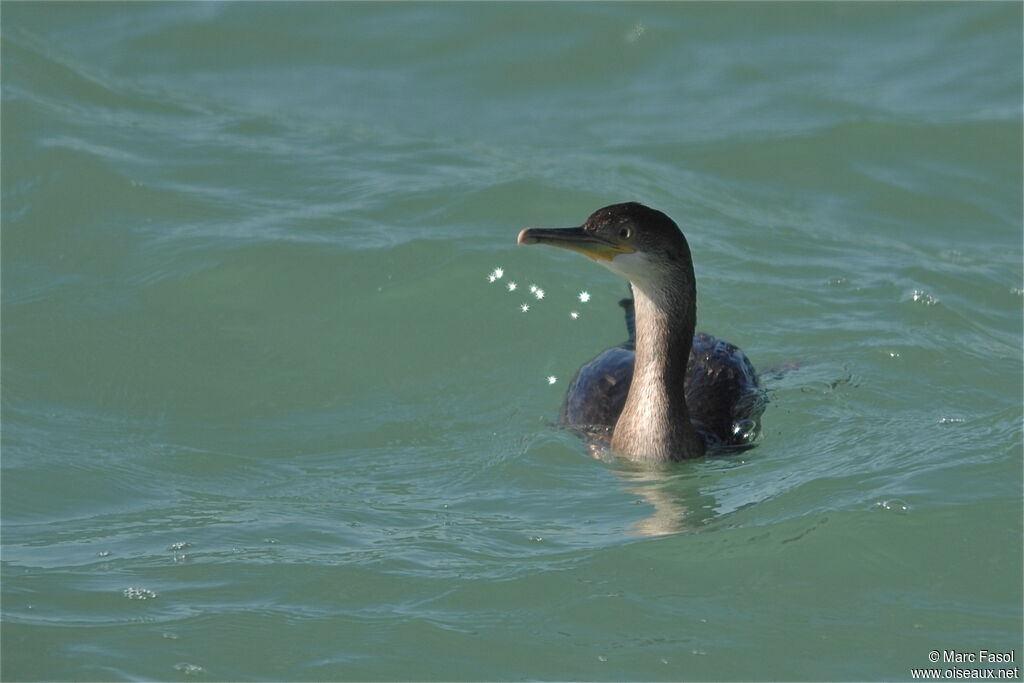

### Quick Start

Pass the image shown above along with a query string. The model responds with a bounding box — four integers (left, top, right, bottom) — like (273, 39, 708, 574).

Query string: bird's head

(518, 202, 692, 291)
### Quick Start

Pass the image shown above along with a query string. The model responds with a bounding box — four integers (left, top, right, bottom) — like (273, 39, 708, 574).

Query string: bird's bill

(517, 226, 635, 262)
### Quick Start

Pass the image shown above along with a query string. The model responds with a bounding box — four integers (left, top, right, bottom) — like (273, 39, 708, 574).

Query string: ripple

(173, 663, 206, 676)
(875, 499, 910, 514)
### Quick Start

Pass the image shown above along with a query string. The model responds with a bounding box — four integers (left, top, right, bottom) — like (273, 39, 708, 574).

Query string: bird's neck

(611, 275, 705, 462)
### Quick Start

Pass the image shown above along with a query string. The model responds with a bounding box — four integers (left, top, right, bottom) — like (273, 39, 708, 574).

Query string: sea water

(2, 3, 1021, 680)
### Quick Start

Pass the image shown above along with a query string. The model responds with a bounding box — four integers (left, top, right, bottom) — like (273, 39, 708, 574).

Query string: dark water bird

(518, 202, 765, 463)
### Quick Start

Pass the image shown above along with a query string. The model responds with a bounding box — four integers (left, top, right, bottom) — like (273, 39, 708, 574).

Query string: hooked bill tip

(517, 228, 537, 246)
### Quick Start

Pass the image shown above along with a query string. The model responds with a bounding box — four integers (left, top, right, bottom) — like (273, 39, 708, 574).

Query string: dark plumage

(518, 202, 765, 463)
(562, 300, 762, 451)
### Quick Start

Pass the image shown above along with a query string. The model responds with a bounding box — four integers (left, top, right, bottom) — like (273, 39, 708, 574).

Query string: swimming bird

(518, 202, 764, 463)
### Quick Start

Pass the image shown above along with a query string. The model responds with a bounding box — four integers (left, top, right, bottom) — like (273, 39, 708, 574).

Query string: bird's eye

(619, 227, 632, 240)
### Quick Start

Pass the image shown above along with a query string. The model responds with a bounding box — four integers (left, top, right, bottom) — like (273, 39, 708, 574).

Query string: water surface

(2, 3, 1022, 681)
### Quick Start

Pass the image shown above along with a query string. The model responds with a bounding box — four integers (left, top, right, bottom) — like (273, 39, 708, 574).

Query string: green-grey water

(2, 3, 1022, 681)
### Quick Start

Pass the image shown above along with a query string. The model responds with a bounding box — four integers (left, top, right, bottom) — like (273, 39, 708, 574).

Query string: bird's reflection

(587, 445, 727, 537)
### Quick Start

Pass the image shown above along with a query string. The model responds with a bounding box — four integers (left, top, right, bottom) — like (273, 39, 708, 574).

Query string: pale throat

(624, 282, 693, 414)
(607, 255, 700, 459)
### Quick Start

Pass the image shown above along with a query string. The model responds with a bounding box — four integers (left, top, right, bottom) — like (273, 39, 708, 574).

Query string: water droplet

(168, 542, 190, 551)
